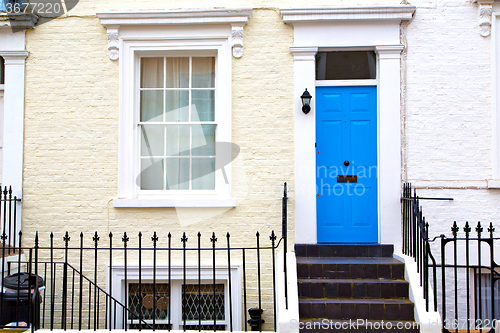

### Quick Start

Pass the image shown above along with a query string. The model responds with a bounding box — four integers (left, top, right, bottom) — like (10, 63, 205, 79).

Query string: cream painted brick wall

(22, 8, 298, 330)
(23, 9, 294, 241)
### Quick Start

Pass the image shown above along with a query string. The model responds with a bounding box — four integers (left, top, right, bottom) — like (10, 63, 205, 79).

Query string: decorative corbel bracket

(231, 23, 245, 58)
(106, 27, 119, 61)
(475, 0, 494, 37)
(97, 9, 252, 61)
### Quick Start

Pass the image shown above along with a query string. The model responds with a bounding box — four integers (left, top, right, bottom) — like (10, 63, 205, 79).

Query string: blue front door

(316, 86, 378, 243)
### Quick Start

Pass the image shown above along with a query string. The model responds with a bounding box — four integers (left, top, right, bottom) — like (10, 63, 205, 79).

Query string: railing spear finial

(122, 232, 129, 244)
(181, 232, 188, 244)
(270, 230, 277, 242)
(93, 231, 99, 246)
(488, 222, 495, 238)
(476, 221, 483, 238)
(64, 231, 71, 246)
(464, 221, 471, 237)
(451, 221, 459, 238)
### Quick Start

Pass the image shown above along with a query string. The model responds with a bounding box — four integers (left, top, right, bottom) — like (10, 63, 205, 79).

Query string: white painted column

(0, 51, 28, 199)
(376, 45, 404, 252)
(291, 47, 318, 244)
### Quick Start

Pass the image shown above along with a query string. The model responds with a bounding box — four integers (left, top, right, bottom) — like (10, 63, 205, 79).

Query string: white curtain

(140, 57, 216, 190)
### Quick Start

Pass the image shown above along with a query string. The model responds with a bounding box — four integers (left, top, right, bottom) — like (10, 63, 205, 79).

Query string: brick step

(298, 278, 409, 299)
(297, 257, 405, 280)
(295, 244, 394, 258)
(298, 298, 415, 321)
(298, 319, 419, 333)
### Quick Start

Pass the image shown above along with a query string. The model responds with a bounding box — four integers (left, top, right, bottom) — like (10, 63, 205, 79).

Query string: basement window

(127, 282, 226, 330)
(316, 51, 376, 80)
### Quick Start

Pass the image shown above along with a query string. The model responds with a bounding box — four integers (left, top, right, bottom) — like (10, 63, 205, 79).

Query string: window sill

(113, 197, 236, 208)
(488, 180, 500, 189)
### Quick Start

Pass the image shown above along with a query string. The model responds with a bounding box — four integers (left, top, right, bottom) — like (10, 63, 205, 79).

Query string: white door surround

(281, 6, 415, 251)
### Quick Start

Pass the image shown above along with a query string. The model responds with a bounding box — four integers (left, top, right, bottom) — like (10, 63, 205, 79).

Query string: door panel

(316, 86, 378, 243)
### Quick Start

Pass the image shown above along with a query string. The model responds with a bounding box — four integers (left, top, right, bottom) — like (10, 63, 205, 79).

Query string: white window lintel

(97, 8, 252, 60)
(280, 5, 416, 25)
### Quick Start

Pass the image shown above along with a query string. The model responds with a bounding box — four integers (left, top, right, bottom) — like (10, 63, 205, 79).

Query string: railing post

(441, 234, 447, 333)
(34, 232, 39, 329)
(62, 231, 70, 330)
(93, 232, 100, 331)
(168, 232, 171, 331)
(256, 231, 262, 332)
(122, 232, 129, 331)
(476, 222, 483, 333)
(79, 232, 83, 331)
(226, 232, 233, 332)
(270, 230, 277, 332)
(197, 232, 202, 332)
(7, 187, 12, 254)
(138, 232, 142, 331)
(50, 232, 55, 331)
(181, 232, 187, 331)
(210, 232, 217, 331)
(152, 232, 158, 331)
(108, 232, 113, 330)
(451, 222, 459, 333)
(488, 222, 495, 329)
(282, 182, 288, 310)
(464, 222, 471, 333)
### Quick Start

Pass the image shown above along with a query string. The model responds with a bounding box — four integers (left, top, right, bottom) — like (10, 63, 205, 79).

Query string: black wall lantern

(301, 88, 312, 114)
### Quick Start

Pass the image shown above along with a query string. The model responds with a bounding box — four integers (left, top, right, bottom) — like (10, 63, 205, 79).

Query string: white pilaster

(0, 51, 27, 199)
(376, 45, 404, 253)
(291, 47, 318, 244)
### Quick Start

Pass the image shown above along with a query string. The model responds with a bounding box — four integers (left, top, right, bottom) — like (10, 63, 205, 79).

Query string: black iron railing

(0, 183, 290, 332)
(402, 183, 500, 333)
(402, 183, 438, 313)
(0, 186, 21, 254)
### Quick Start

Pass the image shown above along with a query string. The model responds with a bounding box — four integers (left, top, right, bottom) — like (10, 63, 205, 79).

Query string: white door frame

(281, 6, 415, 251)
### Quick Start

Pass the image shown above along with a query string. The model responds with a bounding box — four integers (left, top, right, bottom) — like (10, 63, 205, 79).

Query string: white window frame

(491, 9, 500, 188)
(134, 48, 226, 193)
(107, 264, 242, 331)
(98, 10, 252, 208)
(116, 38, 233, 207)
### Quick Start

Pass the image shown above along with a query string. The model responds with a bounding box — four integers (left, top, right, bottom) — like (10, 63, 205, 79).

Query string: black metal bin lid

(3, 272, 44, 290)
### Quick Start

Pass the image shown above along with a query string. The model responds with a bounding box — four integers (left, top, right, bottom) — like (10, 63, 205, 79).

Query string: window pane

(129, 283, 169, 320)
(141, 91, 163, 122)
(140, 158, 164, 190)
(165, 90, 189, 122)
(166, 158, 189, 190)
(183, 284, 224, 320)
(316, 51, 376, 80)
(141, 57, 164, 88)
(192, 90, 215, 121)
(192, 158, 215, 190)
(192, 57, 215, 88)
(166, 57, 189, 88)
(192, 125, 215, 156)
(166, 125, 190, 156)
(141, 125, 164, 157)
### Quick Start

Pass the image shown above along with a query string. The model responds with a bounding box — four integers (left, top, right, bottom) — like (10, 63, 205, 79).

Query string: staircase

(295, 244, 419, 332)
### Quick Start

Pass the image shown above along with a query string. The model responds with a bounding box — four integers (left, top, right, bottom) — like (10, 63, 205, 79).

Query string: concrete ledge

(394, 253, 441, 333)
(276, 252, 299, 333)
